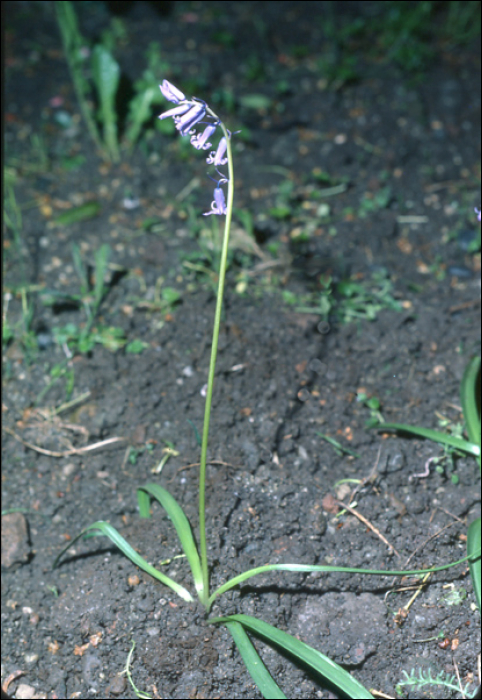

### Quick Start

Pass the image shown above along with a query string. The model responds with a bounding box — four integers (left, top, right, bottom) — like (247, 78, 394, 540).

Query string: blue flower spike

(159, 80, 234, 216)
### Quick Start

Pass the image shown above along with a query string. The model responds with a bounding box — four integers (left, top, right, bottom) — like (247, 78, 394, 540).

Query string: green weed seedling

(120, 640, 152, 699)
(317, 432, 361, 459)
(4, 184, 49, 363)
(2, 285, 39, 364)
(356, 392, 384, 428)
(5, 132, 51, 180)
(315, 2, 481, 86)
(32, 361, 76, 407)
(421, 413, 472, 484)
(315, 10, 361, 90)
(358, 186, 392, 218)
(287, 269, 402, 328)
(336, 269, 402, 321)
(4, 181, 28, 282)
(42, 243, 131, 357)
(374, 352, 481, 687)
(129, 272, 182, 326)
(396, 667, 478, 698)
(55, 2, 169, 162)
(54, 81, 481, 699)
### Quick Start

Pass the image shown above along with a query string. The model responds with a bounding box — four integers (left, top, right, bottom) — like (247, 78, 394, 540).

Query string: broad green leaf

(91, 45, 120, 161)
(225, 621, 287, 699)
(52, 520, 193, 602)
(124, 87, 157, 147)
(91, 45, 120, 102)
(374, 422, 480, 458)
(211, 615, 373, 699)
(137, 484, 204, 599)
(468, 518, 481, 612)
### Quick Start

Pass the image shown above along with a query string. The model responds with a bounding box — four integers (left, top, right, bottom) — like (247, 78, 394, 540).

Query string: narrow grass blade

(53, 520, 193, 602)
(317, 432, 361, 458)
(211, 614, 374, 699)
(72, 243, 89, 296)
(208, 554, 479, 605)
(93, 244, 110, 307)
(467, 518, 481, 612)
(224, 621, 287, 699)
(374, 422, 480, 458)
(137, 484, 204, 599)
(55, 201, 101, 226)
(460, 356, 481, 467)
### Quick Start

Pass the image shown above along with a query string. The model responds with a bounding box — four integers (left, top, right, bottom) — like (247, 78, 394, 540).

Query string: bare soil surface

(2, 2, 481, 698)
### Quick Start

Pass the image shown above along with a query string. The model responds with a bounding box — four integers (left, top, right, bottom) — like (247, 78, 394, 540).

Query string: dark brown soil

(2, 2, 481, 699)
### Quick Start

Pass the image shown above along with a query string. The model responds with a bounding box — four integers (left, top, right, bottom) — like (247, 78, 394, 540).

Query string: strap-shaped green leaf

(93, 244, 110, 306)
(224, 621, 287, 699)
(209, 553, 479, 605)
(460, 356, 481, 467)
(53, 520, 193, 601)
(468, 518, 481, 612)
(137, 484, 204, 599)
(211, 614, 374, 699)
(374, 422, 480, 457)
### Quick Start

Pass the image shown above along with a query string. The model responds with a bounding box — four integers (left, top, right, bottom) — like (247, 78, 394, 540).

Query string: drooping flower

(158, 103, 192, 121)
(206, 137, 228, 166)
(203, 181, 228, 216)
(160, 80, 186, 104)
(191, 124, 218, 150)
(174, 102, 207, 136)
(476, 207, 481, 222)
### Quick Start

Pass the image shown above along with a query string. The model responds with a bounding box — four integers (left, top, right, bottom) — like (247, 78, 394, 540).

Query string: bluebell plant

(159, 79, 236, 597)
(54, 82, 481, 699)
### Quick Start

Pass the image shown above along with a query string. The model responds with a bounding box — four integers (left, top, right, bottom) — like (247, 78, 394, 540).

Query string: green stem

(198, 118, 234, 608)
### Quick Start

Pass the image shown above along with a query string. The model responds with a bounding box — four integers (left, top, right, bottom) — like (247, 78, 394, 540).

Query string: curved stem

(198, 117, 234, 608)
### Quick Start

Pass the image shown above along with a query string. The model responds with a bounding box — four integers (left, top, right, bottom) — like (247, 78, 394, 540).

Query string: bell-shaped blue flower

(206, 137, 228, 166)
(160, 80, 186, 104)
(159, 103, 192, 121)
(175, 103, 207, 136)
(203, 181, 228, 216)
(191, 124, 218, 150)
